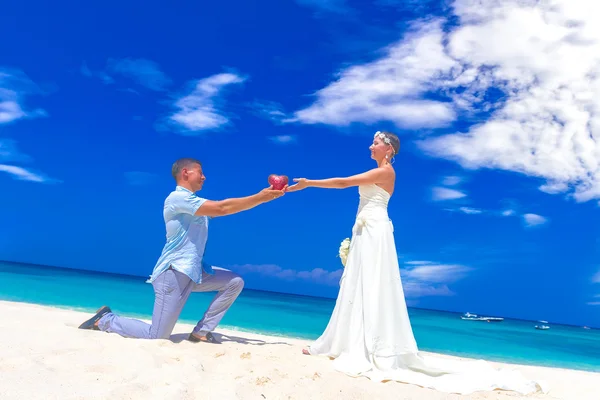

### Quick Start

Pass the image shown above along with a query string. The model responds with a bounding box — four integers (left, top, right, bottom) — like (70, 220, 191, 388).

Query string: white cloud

(401, 261, 471, 297)
(539, 181, 570, 195)
(592, 269, 600, 283)
(443, 175, 462, 186)
(229, 258, 469, 298)
(251, 100, 288, 124)
(0, 68, 46, 125)
(80, 62, 113, 84)
(286, 0, 600, 203)
(403, 262, 470, 283)
(0, 100, 25, 124)
(0, 73, 54, 184)
(433, 175, 473, 210)
(403, 283, 454, 297)
(404, 260, 432, 266)
(0, 139, 32, 163)
(432, 186, 467, 201)
(443, 206, 484, 214)
(167, 72, 246, 133)
(296, 267, 343, 285)
(230, 264, 343, 286)
(288, 19, 457, 128)
(458, 206, 482, 214)
(0, 165, 54, 183)
(522, 213, 548, 227)
(419, 0, 600, 202)
(444, 205, 548, 225)
(269, 135, 297, 144)
(106, 58, 171, 91)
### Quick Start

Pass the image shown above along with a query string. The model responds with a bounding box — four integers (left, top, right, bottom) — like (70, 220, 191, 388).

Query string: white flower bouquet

(338, 238, 351, 267)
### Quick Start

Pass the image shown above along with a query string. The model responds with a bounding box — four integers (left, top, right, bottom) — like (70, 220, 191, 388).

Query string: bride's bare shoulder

(379, 165, 395, 177)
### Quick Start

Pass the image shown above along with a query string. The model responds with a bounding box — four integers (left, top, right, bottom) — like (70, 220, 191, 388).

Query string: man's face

(182, 163, 205, 191)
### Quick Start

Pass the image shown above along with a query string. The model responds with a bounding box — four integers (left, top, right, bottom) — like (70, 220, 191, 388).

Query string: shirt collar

(176, 185, 193, 193)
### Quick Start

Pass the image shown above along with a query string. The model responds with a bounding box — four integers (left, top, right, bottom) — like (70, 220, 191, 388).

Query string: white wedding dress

(307, 184, 548, 395)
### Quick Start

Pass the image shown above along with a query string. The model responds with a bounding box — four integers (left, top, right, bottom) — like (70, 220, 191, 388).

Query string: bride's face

(369, 138, 389, 161)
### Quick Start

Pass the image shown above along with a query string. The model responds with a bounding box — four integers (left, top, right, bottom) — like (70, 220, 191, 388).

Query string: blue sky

(1, 0, 599, 328)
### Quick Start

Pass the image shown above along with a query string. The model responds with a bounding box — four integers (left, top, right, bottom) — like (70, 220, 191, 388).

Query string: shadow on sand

(169, 332, 293, 346)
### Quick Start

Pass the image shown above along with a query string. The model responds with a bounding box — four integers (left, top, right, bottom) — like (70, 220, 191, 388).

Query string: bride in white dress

(286, 131, 547, 395)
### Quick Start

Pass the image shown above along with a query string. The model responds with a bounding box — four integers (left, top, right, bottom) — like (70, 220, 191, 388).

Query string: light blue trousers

(98, 266, 244, 339)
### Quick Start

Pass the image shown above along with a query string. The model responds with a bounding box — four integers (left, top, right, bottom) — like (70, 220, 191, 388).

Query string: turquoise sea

(1, 260, 599, 373)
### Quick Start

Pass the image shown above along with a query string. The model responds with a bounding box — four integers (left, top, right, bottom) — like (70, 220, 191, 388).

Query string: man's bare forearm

(219, 193, 266, 215)
(196, 187, 284, 217)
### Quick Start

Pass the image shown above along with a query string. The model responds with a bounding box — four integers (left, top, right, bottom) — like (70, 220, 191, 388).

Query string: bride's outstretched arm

(288, 167, 391, 191)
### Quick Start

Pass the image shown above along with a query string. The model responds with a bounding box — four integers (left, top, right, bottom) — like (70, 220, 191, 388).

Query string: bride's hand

(287, 178, 309, 192)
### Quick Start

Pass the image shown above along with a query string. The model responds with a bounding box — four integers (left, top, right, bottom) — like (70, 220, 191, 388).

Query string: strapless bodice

(355, 184, 391, 222)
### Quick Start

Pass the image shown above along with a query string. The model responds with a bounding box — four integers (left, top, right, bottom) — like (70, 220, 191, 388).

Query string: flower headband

(374, 131, 391, 145)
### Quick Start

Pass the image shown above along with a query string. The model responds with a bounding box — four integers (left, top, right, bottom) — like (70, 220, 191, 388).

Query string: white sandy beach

(0, 301, 596, 400)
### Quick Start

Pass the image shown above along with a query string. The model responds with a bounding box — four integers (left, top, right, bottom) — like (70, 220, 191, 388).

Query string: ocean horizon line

(2, 258, 598, 330)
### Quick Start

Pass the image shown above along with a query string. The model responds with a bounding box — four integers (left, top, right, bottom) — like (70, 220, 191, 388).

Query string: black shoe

(78, 306, 112, 330)
(188, 331, 221, 344)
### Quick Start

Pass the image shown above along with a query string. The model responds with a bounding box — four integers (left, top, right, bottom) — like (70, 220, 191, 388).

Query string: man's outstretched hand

(259, 185, 288, 202)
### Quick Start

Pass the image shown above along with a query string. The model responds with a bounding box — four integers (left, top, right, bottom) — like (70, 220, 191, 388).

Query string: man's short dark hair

(171, 158, 202, 180)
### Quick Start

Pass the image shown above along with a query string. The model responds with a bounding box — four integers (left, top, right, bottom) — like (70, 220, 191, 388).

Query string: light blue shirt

(147, 186, 214, 284)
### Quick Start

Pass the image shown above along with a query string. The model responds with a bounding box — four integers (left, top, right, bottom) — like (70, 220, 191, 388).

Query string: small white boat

(535, 324, 550, 330)
(460, 312, 504, 322)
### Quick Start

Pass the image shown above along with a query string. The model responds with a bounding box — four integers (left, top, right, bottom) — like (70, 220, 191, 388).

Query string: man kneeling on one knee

(79, 158, 286, 343)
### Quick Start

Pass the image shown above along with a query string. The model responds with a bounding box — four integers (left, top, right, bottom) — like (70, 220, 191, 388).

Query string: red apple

(268, 174, 289, 190)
